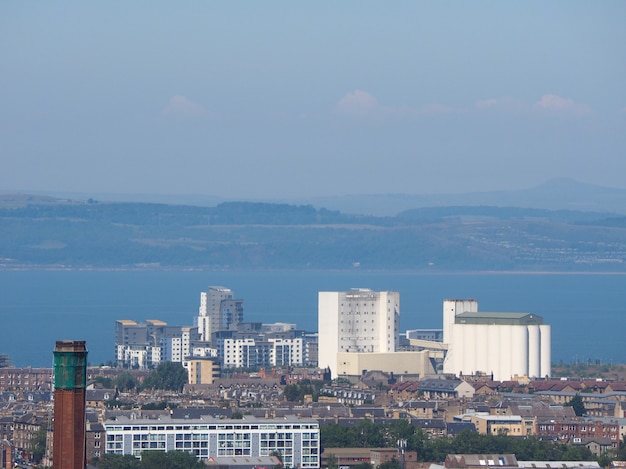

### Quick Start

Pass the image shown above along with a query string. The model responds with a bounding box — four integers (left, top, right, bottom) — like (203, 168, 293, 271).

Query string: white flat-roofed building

(222, 336, 304, 368)
(318, 289, 400, 379)
(104, 415, 320, 468)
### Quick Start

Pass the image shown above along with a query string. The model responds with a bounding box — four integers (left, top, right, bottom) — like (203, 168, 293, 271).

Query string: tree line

(320, 419, 623, 464)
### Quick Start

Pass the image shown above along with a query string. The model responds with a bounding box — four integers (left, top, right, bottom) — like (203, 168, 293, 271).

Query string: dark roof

(447, 422, 477, 435)
(171, 407, 232, 419)
(411, 418, 446, 429)
(419, 379, 463, 391)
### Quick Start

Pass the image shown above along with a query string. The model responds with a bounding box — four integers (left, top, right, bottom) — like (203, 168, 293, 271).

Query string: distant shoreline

(1, 265, 626, 275)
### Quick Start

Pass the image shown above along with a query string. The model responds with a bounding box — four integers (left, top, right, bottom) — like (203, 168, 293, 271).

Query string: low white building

(104, 415, 320, 468)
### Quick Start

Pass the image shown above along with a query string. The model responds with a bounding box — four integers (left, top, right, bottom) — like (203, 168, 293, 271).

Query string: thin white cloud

(415, 103, 462, 115)
(475, 96, 527, 113)
(335, 90, 462, 119)
(476, 98, 498, 109)
(335, 90, 379, 117)
(534, 94, 591, 117)
(160, 95, 209, 120)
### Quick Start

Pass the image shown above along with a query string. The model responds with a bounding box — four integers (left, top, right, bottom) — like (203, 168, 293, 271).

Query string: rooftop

(455, 312, 544, 326)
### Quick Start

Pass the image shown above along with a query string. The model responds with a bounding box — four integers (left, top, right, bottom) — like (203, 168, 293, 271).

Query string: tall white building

(442, 299, 551, 381)
(318, 289, 400, 378)
(443, 299, 478, 345)
(197, 286, 244, 342)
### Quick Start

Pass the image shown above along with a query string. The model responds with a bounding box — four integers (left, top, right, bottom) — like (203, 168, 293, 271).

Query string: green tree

(141, 362, 188, 392)
(139, 450, 205, 468)
(326, 454, 338, 469)
(270, 450, 283, 469)
(29, 425, 48, 464)
(321, 424, 350, 448)
(348, 419, 384, 448)
(386, 419, 415, 448)
(94, 375, 114, 388)
(565, 394, 586, 416)
(93, 453, 141, 469)
(116, 371, 139, 392)
(617, 436, 626, 461)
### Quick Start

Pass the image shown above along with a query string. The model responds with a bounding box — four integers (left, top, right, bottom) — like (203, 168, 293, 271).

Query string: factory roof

(455, 312, 544, 326)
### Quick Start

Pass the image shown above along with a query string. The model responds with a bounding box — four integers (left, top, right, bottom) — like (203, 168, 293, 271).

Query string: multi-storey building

(197, 286, 244, 342)
(186, 358, 221, 385)
(0, 368, 52, 392)
(104, 415, 320, 468)
(318, 289, 400, 379)
(115, 320, 198, 369)
(214, 324, 305, 369)
(442, 299, 551, 381)
(536, 417, 621, 449)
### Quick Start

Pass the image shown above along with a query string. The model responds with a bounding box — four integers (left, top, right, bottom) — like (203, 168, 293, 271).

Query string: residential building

(0, 367, 52, 392)
(197, 286, 244, 342)
(318, 289, 400, 379)
(214, 324, 306, 369)
(104, 415, 320, 468)
(456, 413, 534, 436)
(186, 358, 221, 385)
(0, 439, 14, 469)
(535, 417, 621, 449)
(115, 320, 196, 369)
(418, 379, 475, 400)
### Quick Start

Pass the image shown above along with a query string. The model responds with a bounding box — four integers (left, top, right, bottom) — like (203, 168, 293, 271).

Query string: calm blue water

(0, 270, 624, 368)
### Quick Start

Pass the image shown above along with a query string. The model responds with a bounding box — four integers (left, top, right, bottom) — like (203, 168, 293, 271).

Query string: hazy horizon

(2, 3, 625, 199)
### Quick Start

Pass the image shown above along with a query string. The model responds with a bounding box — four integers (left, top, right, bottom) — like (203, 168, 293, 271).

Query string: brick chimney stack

(53, 340, 87, 469)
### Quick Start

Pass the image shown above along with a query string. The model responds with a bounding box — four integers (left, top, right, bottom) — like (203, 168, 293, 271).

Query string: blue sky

(1, 2, 625, 199)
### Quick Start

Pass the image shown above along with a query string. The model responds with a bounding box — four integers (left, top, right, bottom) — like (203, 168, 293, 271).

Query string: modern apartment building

(214, 324, 306, 369)
(318, 289, 400, 379)
(197, 286, 244, 342)
(104, 415, 320, 468)
(115, 320, 200, 369)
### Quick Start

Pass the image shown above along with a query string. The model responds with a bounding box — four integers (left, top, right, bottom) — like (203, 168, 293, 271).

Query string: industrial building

(318, 289, 400, 379)
(442, 299, 551, 381)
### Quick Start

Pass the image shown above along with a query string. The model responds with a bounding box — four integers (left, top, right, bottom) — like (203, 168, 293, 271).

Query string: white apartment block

(318, 289, 400, 379)
(116, 345, 149, 369)
(270, 337, 303, 367)
(197, 286, 244, 341)
(105, 415, 320, 468)
(161, 336, 183, 363)
(221, 337, 304, 369)
(190, 345, 218, 358)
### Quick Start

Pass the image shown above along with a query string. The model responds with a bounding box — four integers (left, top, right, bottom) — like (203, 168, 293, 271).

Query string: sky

(1, 2, 625, 200)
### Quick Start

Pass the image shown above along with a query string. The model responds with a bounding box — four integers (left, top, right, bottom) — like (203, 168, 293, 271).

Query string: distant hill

(297, 179, 626, 216)
(1, 195, 625, 272)
(6, 178, 626, 217)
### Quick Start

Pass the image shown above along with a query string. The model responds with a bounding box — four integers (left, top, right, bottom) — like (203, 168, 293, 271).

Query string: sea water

(0, 269, 624, 367)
